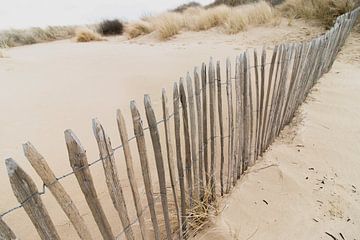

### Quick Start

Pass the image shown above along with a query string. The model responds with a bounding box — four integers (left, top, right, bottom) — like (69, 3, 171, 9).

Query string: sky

(0, 0, 213, 30)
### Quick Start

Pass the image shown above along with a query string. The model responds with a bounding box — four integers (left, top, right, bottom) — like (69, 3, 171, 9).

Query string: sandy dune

(193, 31, 360, 240)
(1, 18, 359, 239)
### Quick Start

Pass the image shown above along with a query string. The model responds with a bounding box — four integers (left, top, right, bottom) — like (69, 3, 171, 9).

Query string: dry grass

(151, 13, 185, 40)
(0, 26, 75, 48)
(125, 1, 275, 40)
(75, 27, 104, 42)
(224, 1, 274, 33)
(278, 0, 355, 28)
(125, 21, 154, 38)
(186, 5, 231, 31)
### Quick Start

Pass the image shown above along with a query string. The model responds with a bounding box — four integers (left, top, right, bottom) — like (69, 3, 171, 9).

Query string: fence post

(116, 109, 148, 240)
(186, 73, 199, 202)
(261, 45, 278, 153)
(233, 56, 240, 186)
(144, 95, 172, 240)
(65, 130, 114, 240)
(23, 142, 93, 240)
(258, 48, 266, 158)
(162, 89, 181, 237)
(130, 101, 161, 240)
(242, 52, 250, 170)
(194, 68, 204, 200)
(201, 63, 209, 188)
(5, 158, 60, 240)
(0, 218, 16, 240)
(253, 49, 260, 160)
(173, 83, 187, 237)
(225, 58, 234, 193)
(92, 119, 134, 240)
(245, 51, 254, 167)
(179, 79, 193, 207)
(216, 61, 225, 196)
(208, 58, 216, 201)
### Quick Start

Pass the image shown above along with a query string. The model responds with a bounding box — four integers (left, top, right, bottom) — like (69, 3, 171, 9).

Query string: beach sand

(1, 18, 358, 239)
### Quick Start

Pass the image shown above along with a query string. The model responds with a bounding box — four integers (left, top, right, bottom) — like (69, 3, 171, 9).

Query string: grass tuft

(278, 0, 355, 28)
(75, 28, 104, 42)
(152, 13, 184, 40)
(125, 21, 154, 39)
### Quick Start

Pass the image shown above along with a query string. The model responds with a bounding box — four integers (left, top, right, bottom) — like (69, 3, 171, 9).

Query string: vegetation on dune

(126, 21, 154, 39)
(278, 0, 356, 28)
(0, 26, 75, 48)
(97, 19, 124, 36)
(75, 27, 104, 42)
(124, 1, 276, 40)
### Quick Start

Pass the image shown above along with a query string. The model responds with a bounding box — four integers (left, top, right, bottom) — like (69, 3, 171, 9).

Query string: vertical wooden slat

(208, 58, 216, 200)
(92, 119, 134, 240)
(238, 54, 245, 177)
(242, 52, 250, 170)
(260, 46, 278, 153)
(253, 49, 260, 159)
(5, 158, 60, 240)
(173, 83, 187, 236)
(130, 101, 160, 240)
(264, 45, 283, 148)
(201, 63, 209, 188)
(23, 142, 93, 240)
(116, 109, 148, 240)
(65, 130, 114, 240)
(216, 61, 225, 196)
(0, 218, 16, 240)
(162, 89, 181, 236)
(247, 52, 255, 165)
(225, 58, 234, 193)
(194, 68, 204, 200)
(258, 48, 266, 157)
(144, 95, 172, 240)
(233, 56, 240, 186)
(179, 79, 193, 207)
(186, 73, 199, 201)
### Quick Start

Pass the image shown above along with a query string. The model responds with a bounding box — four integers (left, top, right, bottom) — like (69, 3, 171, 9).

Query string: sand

(193, 31, 360, 240)
(0, 18, 358, 239)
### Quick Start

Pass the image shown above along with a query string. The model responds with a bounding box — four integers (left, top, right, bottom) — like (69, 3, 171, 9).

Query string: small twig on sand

(325, 232, 338, 240)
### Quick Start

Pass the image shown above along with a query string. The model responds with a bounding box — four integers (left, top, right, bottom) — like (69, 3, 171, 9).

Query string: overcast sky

(0, 0, 213, 30)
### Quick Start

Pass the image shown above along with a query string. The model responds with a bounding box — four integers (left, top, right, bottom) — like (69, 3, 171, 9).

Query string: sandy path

(193, 32, 360, 240)
(0, 20, 324, 239)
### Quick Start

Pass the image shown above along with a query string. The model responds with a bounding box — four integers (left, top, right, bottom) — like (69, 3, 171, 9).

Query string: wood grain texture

(162, 89, 181, 237)
(5, 158, 60, 240)
(65, 130, 114, 240)
(130, 101, 161, 240)
(0, 218, 16, 240)
(23, 142, 93, 240)
(92, 119, 134, 240)
(173, 83, 187, 236)
(144, 95, 172, 240)
(116, 109, 148, 240)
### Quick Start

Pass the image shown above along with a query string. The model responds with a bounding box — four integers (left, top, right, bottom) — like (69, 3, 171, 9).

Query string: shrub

(98, 19, 124, 36)
(125, 21, 154, 39)
(75, 28, 103, 42)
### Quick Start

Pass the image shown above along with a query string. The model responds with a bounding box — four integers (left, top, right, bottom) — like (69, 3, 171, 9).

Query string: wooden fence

(1, 7, 359, 240)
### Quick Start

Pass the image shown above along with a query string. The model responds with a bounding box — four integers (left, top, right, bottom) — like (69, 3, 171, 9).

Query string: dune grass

(126, 21, 154, 38)
(278, 0, 355, 28)
(124, 1, 275, 40)
(0, 26, 75, 48)
(75, 27, 104, 42)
